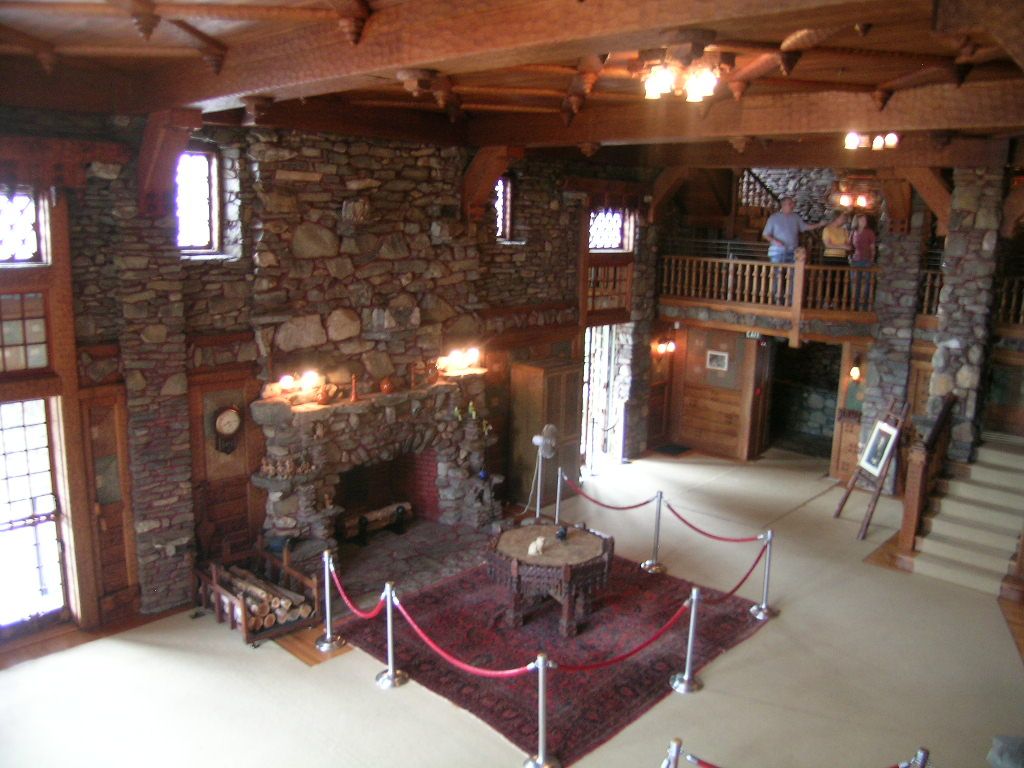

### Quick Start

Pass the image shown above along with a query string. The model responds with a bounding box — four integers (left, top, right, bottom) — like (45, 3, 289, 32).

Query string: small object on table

(555, 525, 568, 542)
(485, 523, 614, 637)
(527, 536, 546, 556)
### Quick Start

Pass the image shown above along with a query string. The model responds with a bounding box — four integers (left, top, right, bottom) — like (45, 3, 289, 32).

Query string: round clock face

(214, 407, 242, 437)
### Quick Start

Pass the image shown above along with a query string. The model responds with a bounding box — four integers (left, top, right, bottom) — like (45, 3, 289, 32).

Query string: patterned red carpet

(336, 555, 767, 765)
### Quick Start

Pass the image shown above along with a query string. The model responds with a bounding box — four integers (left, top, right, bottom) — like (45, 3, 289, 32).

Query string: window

(494, 175, 512, 240)
(0, 293, 48, 373)
(588, 207, 635, 252)
(0, 190, 45, 266)
(0, 398, 64, 626)
(176, 146, 221, 254)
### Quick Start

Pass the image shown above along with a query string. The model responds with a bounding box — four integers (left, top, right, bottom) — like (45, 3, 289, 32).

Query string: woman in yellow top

(821, 210, 852, 262)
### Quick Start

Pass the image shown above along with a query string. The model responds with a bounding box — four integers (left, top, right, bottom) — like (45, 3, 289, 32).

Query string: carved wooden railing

(899, 393, 957, 554)
(660, 253, 878, 314)
(995, 274, 1024, 326)
(918, 269, 943, 316)
(737, 169, 777, 210)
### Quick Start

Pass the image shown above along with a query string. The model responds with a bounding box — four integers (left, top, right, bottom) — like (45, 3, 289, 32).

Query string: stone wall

(620, 224, 660, 459)
(858, 196, 927, 490)
(752, 167, 837, 224)
(928, 167, 1005, 460)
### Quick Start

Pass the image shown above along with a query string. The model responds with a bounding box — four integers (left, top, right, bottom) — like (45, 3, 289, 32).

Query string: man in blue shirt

(761, 196, 825, 304)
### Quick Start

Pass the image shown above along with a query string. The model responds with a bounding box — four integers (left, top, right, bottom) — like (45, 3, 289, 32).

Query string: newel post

(789, 247, 808, 347)
(899, 441, 928, 553)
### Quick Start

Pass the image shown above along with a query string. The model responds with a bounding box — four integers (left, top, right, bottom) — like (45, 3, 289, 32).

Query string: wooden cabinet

(509, 359, 582, 509)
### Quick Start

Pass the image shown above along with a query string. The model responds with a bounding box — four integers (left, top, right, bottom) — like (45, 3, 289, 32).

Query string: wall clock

(213, 406, 242, 454)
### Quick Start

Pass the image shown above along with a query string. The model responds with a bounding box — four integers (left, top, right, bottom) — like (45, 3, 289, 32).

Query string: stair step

(942, 478, 1024, 509)
(933, 495, 1024, 531)
(967, 461, 1024, 491)
(911, 551, 1006, 596)
(914, 532, 1014, 573)
(923, 515, 1020, 550)
(975, 441, 1024, 470)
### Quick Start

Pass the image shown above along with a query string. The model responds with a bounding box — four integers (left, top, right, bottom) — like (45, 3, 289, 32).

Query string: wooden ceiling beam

(935, 0, 1024, 74)
(323, 0, 372, 45)
(0, 56, 136, 111)
(104, 0, 160, 40)
(899, 167, 951, 235)
(0, 2, 339, 22)
(0, 20, 57, 73)
(465, 80, 1024, 148)
(0, 43, 199, 58)
(648, 166, 690, 223)
(126, 0, 909, 112)
(166, 19, 226, 73)
(462, 145, 523, 221)
(137, 107, 202, 216)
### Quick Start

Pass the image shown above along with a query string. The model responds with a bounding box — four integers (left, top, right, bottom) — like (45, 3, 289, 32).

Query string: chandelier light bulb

(856, 194, 869, 208)
(839, 193, 852, 207)
(684, 67, 717, 102)
(871, 135, 884, 150)
(844, 131, 861, 150)
(884, 132, 899, 148)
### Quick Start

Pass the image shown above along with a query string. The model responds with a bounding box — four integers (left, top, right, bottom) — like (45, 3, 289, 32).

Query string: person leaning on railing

(821, 210, 852, 263)
(762, 196, 826, 303)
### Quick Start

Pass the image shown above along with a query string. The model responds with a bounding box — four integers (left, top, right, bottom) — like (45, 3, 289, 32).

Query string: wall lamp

(844, 131, 899, 151)
(849, 356, 862, 382)
(437, 346, 485, 376)
(655, 339, 677, 355)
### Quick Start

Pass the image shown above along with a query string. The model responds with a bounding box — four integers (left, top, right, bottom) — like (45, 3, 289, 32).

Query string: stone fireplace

(249, 373, 503, 567)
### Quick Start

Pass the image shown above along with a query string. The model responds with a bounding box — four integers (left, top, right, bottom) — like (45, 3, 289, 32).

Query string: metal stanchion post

(375, 582, 409, 689)
(669, 587, 703, 694)
(554, 467, 563, 525)
(315, 550, 346, 652)
(660, 738, 683, 768)
(641, 491, 666, 574)
(523, 653, 561, 768)
(750, 529, 778, 621)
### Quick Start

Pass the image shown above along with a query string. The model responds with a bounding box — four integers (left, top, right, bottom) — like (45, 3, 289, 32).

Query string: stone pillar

(620, 224, 658, 459)
(928, 167, 1004, 461)
(117, 189, 193, 612)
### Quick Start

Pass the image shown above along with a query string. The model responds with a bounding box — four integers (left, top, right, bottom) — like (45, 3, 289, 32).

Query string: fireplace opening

(332, 450, 440, 544)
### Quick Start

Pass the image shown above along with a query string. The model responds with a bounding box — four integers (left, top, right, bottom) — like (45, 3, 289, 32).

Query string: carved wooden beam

(466, 80, 1024, 148)
(0, 21, 57, 73)
(879, 178, 913, 234)
(779, 26, 846, 51)
(935, 0, 1024, 74)
(137, 108, 202, 217)
(462, 145, 523, 222)
(0, 135, 130, 190)
(899, 167, 951, 235)
(648, 166, 690, 223)
(128, 0, 903, 112)
(561, 54, 605, 126)
(105, 0, 160, 39)
(872, 63, 964, 111)
(0, 1, 339, 22)
(167, 20, 226, 73)
(324, 0, 372, 45)
(396, 69, 464, 122)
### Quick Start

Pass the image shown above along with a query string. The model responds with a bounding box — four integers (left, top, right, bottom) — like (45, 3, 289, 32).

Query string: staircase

(913, 440, 1023, 596)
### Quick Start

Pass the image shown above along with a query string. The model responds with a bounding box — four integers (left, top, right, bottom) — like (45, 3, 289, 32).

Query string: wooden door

(743, 337, 774, 458)
(79, 385, 137, 624)
(188, 370, 265, 562)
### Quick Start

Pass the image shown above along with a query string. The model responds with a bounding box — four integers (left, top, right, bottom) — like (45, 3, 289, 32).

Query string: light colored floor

(1, 448, 1021, 767)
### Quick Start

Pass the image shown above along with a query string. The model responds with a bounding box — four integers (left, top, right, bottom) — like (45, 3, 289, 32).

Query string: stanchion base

(750, 604, 778, 621)
(523, 755, 562, 768)
(640, 560, 666, 574)
(315, 634, 347, 653)
(375, 669, 410, 689)
(669, 672, 703, 694)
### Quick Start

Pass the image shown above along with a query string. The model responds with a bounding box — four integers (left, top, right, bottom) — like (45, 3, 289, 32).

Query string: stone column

(928, 167, 1004, 461)
(859, 196, 926, 491)
(620, 224, 658, 459)
(117, 185, 193, 612)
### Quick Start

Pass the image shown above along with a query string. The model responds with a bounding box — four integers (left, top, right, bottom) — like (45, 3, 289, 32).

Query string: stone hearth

(249, 374, 502, 567)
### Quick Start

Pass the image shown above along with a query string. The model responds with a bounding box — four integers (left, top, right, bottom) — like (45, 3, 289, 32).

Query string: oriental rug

(335, 555, 767, 766)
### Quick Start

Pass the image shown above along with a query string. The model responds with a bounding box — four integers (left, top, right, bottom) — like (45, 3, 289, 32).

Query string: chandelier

(633, 33, 733, 103)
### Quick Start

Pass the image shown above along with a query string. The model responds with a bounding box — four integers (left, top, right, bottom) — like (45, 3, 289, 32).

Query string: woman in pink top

(849, 214, 876, 309)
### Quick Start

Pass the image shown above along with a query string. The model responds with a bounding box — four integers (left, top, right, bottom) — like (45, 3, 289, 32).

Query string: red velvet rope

(562, 473, 657, 511)
(703, 545, 768, 605)
(687, 756, 723, 768)
(556, 597, 691, 672)
(665, 502, 763, 543)
(329, 567, 386, 620)
(394, 600, 533, 679)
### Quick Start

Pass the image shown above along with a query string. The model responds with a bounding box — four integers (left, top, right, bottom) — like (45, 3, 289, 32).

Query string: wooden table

(485, 523, 614, 637)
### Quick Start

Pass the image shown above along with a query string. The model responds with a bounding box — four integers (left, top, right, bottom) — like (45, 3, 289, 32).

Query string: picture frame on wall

(706, 350, 729, 371)
(858, 420, 898, 477)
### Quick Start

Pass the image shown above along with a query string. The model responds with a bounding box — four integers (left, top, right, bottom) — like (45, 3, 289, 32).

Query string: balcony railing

(661, 253, 877, 313)
(918, 269, 943, 316)
(995, 274, 1024, 326)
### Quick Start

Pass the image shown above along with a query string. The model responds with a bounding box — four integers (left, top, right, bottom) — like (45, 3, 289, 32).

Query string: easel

(834, 398, 910, 540)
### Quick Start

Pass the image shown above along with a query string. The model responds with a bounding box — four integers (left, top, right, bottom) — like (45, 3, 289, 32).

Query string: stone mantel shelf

(249, 377, 480, 426)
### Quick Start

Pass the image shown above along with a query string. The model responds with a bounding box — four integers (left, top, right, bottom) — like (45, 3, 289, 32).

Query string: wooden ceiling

(1, 0, 1023, 165)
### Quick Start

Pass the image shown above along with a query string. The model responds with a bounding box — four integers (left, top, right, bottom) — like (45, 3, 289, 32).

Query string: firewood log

(261, 613, 276, 630)
(222, 569, 280, 609)
(229, 566, 305, 609)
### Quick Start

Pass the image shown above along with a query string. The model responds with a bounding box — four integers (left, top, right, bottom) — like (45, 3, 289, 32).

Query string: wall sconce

(849, 357, 862, 382)
(655, 339, 677, 355)
(844, 131, 899, 150)
(274, 369, 320, 394)
(437, 346, 485, 377)
(634, 40, 732, 104)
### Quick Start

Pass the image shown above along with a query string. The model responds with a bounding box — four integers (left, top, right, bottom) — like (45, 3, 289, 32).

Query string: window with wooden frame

(582, 204, 636, 326)
(494, 174, 513, 241)
(0, 189, 47, 267)
(176, 143, 222, 256)
(588, 206, 635, 253)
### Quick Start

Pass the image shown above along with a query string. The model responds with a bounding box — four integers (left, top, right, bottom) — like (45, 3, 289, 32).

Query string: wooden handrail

(899, 393, 957, 554)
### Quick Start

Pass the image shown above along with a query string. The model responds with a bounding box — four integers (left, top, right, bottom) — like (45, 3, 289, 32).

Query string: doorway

(582, 324, 625, 476)
(0, 398, 67, 636)
(768, 340, 841, 457)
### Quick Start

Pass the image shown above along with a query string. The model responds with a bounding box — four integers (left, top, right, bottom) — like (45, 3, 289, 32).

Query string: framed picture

(858, 420, 898, 477)
(706, 350, 729, 371)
